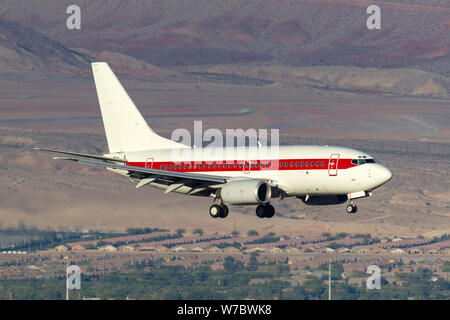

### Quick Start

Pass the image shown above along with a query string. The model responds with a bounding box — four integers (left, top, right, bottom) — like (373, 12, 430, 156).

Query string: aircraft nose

(377, 165, 393, 184)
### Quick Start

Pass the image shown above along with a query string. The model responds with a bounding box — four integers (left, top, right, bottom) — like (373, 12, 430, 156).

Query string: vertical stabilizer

(91, 62, 187, 153)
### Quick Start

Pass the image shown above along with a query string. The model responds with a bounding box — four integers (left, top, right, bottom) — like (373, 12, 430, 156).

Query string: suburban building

(267, 247, 284, 254)
(356, 248, 370, 255)
(207, 247, 222, 253)
(223, 247, 240, 254)
(54, 245, 69, 252)
(390, 248, 406, 255)
(98, 245, 117, 252)
(70, 244, 86, 252)
(245, 247, 265, 254)
(138, 246, 155, 252)
(120, 245, 136, 252)
(285, 247, 301, 254)
(427, 248, 440, 255)
(155, 246, 168, 253)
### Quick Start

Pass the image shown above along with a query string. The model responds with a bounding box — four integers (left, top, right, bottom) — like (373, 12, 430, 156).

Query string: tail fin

(91, 62, 187, 153)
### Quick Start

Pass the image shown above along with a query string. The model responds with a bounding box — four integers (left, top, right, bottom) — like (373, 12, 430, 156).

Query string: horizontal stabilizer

(34, 147, 127, 163)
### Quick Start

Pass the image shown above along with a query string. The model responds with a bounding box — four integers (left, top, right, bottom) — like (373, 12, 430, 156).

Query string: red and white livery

(36, 63, 393, 219)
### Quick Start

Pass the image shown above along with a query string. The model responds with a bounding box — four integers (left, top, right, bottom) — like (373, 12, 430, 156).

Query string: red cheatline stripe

(126, 158, 356, 172)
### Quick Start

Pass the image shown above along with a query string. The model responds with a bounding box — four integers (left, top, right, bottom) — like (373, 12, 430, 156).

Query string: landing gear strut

(256, 203, 275, 218)
(209, 204, 229, 218)
(346, 203, 358, 214)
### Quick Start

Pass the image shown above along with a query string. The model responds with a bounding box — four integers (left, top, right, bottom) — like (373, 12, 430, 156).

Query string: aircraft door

(328, 154, 339, 176)
(145, 157, 154, 169)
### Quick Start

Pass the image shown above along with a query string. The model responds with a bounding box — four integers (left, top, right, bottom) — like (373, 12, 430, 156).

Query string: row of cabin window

(158, 160, 325, 170)
(158, 162, 272, 170)
(280, 161, 325, 168)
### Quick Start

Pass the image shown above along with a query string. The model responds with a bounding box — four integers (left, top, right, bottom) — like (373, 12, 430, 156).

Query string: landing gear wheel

(346, 204, 357, 214)
(256, 205, 266, 218)
(265, 204, 275, 218)
(209, 204, 222, 218)
(220, 205, 229, 218)
(256, 204, 275, 218)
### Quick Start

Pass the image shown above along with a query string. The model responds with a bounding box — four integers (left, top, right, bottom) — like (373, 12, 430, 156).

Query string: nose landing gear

(346, 202, 358, 214)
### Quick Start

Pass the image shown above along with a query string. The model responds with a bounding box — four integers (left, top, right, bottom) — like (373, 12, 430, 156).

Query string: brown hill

(0, 16, 90, 74)
(1, 0, 449, 74)
(0, 16, 184, 81)
(184, 64, 449, 98)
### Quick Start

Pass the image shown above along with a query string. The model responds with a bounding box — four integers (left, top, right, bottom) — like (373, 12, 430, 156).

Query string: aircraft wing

(35, 148, 281, 195)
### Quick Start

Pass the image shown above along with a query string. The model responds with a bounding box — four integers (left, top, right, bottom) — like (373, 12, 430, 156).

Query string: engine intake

(298, 195, 348, 205)
(219, 180, 271, 205)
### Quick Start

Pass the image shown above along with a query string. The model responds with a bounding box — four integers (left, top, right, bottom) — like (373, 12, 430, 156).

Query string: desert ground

(0, 73, 448, 239)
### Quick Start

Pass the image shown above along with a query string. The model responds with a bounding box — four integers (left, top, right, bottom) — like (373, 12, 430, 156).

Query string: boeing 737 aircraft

(36, 63, 392, 219)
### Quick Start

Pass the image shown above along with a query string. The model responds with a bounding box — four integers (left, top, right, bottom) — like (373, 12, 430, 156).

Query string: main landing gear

(346, 202, 358, 214)
(209, 203, 275, 219)
(209, 204, 229, 218)
(256, 204, 275, 219)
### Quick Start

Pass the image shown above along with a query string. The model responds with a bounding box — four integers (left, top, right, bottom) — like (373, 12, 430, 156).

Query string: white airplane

(35, 62, 392, 219)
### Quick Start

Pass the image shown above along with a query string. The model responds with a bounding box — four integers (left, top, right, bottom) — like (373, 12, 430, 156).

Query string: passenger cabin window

(311, 162, 314, 167)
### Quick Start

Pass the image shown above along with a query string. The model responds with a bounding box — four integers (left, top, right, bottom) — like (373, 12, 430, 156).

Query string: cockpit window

(352, 158, 376, 165)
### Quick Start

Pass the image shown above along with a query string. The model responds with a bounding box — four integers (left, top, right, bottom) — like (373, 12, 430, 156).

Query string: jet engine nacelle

(298, 195, 348, 205)
(218, 180, 271, 205)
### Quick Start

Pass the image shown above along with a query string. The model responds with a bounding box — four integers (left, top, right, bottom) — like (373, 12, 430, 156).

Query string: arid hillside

(0, 0, 449, 97)
(0, 17, 90, 74)
(1, 0, 449, 73)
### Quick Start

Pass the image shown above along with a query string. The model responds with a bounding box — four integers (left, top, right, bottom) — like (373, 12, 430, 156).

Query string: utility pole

(65, 256, 69, 300)
(328, 224, 332, 300)
(328, 257, 331, 300)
